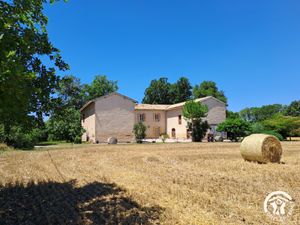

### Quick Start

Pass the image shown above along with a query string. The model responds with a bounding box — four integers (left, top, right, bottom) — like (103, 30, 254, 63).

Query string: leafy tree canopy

(142, 77, 172, 104)
(0, 0, 68, 137)
(46, 107, 84, 142)
(239, 104, 285, 122)
(262, 115, 300, 140)
(183, 100, 208, 120)
(183, 100, 209, 142)
(84, 75, 118, 102)
(169, 77, 192, 103)
(226, 110, 240, 119)
(56, 75, 85, 110)
(284, 100, 300, 117)
(193, 81, 227, 104)
(217, 118, 251, 142)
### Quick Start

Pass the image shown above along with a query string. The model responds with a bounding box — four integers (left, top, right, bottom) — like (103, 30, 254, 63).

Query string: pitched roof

(135, 96, 226, 111)
(80, 92, 137, 111)
(135, 104, 170, 110)
(80, 94, 226, 112)
(166, 96, 212, 110)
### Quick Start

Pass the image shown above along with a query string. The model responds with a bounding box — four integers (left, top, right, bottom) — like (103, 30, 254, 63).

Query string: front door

(171, 128, 176, 138)
(153, 127, 161, 138)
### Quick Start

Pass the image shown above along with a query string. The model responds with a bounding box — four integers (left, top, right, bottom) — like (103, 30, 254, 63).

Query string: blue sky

(45, 0, 300, 111)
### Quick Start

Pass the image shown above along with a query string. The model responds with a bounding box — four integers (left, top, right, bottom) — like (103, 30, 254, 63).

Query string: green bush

(187, 120, 210, 142)
(259, 130, 284, 141)
(250, 122, 284, 141)
(133, 122, 147, 143)
(217, 118, 251, 142)
(74, 136, 82, 144)
(263, 114, 300, 139)
(160, 133, 169, 143)
(251, 122, 265, 133)
(46, 107, 84, 142)
(0, 124, 5, 143)
(5, 127, 41, 149)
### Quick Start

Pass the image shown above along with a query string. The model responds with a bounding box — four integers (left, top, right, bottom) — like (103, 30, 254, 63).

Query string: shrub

(250, 122, 284, 141)
(74, 136, 82, 144)
(217, 118, 251, 142)
(258, 130, 284, 141)
(5, 127, 39, 149)
(187, 120, 210, 142)
(0, 124, 45, 149)
(251, 122, 265, 133)
(0, 124, 5, 143)
(133, 122, 147, 143)
(160, 133, 169, 143)
(46, 107, 84, 142)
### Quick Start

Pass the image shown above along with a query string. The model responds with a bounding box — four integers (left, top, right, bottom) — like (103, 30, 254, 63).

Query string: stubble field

(0, 142, 299, 225)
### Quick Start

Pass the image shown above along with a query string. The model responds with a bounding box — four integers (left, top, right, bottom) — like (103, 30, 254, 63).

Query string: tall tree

(56, 75, 85, 110)
(142, 77, 172, 104)
(169, 77, 192, 103)
(284, 100, 300, 117)
(183, 100, 209, 142)
(240, 104, 284, 122)
(84, 75, 118, 101)
(193, 81, 227, 104)
(263, 115, 300, 140)
(46, 107, 84, 142)
(0, 0, 68, 139)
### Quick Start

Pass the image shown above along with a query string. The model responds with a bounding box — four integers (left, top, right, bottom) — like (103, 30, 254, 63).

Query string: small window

(82, 114, 85, 123)
(178, 115, 182, 125)
(138, 113, 146, 122)
(154, 113, 160, 122)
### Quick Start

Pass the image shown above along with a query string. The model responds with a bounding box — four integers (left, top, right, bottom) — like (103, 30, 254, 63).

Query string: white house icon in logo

(264, 191, 295, 221)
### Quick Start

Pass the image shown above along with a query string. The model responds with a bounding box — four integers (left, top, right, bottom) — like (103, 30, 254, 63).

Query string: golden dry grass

(0, 142, 299, 225)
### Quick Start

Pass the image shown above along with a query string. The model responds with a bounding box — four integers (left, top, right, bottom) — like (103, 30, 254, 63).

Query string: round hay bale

(240, 134, 282, 163)
(107, 137, 118, 144)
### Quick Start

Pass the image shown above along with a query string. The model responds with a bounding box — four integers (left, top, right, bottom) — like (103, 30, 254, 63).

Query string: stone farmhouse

(80, 92, 226, 143)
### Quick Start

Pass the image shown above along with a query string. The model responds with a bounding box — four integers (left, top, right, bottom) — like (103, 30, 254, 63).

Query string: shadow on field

(0, 180, 162, 225)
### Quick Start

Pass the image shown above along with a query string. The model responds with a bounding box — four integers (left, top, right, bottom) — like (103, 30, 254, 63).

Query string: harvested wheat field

(0, 142, 299, 225)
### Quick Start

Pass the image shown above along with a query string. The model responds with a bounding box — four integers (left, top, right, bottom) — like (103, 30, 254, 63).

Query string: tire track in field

(47, 150, 66, 182)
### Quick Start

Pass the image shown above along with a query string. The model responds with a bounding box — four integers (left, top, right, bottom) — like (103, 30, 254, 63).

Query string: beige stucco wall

(81, 103, 95, 142)
(201, 98, 226, 125)
(134, 110, 166, 138)
(166, 97, 226, 139)
(81, 95, 226, 143)
(166, 108, 188, 139)
(94, 94, 136, 143)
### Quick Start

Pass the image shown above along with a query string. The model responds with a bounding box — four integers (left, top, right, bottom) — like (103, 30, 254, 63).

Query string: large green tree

(193, 81, 227, 104)
(169, 77, 192, 103)
(84, 75, 118, 101)
(56, 75, 85, 110)
(0, 0, 68, 140)
(240, 104, 284, 122)
(46, 107, 84, 142)
(142, 77, 172, 104)
(263, 115, 300, 140)
(183, 100, 209, 142)
(284, 100, 300, 117)
(217, 118, 251, 142)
